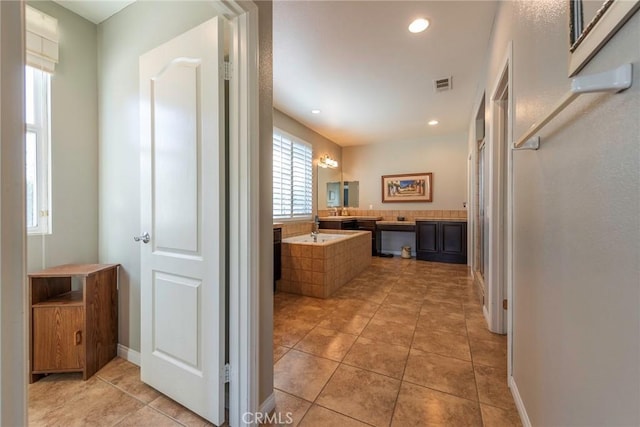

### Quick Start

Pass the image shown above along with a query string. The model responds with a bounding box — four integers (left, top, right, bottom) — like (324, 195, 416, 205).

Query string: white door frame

(487, 42, 514, 374)
(217, 1, 261, 426)
(0, 1, 262, 425)
(0, 1, 27, 425)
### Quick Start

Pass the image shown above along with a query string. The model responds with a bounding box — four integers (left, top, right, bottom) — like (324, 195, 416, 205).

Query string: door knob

(134, 232, 150, 244)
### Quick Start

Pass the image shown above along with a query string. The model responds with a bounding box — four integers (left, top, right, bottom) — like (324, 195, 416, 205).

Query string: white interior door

(139, 17, 226, 425)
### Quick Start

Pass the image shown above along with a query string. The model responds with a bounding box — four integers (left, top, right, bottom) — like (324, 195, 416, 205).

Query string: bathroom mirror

(568, 0, 640, 76)
(317, 165, 360, 209)
(317, 165, 342, 209)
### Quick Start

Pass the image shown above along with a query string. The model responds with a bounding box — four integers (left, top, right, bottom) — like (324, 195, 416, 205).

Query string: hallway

(273, 257, 520, 426)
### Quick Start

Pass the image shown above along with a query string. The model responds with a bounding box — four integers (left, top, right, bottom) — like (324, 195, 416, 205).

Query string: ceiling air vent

(433, 76, 452, 92)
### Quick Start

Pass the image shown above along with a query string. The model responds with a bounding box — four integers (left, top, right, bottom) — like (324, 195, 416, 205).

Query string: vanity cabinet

(274, 227, 282, 290)
(416, 221, 467, 264)
(319, 219, 358, 230)
(356, 220, 377, 256)
(29, 264, 119, 383)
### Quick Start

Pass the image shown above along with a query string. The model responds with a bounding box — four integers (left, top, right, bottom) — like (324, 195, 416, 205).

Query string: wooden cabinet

(356, 219, 378, 256)
(274, 227, 282, 290)
(29, 264, 119, 383)
(319, 219, 358, 230)
(416, 221, 467, 264)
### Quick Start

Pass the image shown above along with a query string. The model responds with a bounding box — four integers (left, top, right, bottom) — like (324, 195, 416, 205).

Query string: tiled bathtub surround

(278, 221, 314, 238)
(278, 230, 371, 298)
(318, 209, 467, 221)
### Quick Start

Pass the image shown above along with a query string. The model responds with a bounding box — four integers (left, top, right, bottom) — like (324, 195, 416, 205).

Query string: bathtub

(283, 233, 349, 244)
(277, 230, 372, 298)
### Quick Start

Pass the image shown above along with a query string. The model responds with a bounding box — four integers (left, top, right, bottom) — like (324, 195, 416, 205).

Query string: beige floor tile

(33, 377, 144, 427)
(96, 357, 161, 404)
(298, 405, 370, 427)
(481, 404, 523, 427)
(342, 337, 410, 379)
(412, 327, 471, 361)
(391, 381, 482, 427)
(317, 313, 372, 335)
(274, 318, 318, 348)
(466, 318, 507, 344)
(470, 338, 507, 369)
(374, 304, 420, 325)
(149, 395, 213, 426)
(361, 317, 416, 347)
(474, 365, 516, 411)
(294, 327, 358, 361)
(273, 350, 339, 401)
(382, 294, 423, 312)
(422, 299, 465, 316)
(316, 364, 400, 427)
(29, 373, 93, 423)
(417, 311, 468, 336)
(274, 345, 290, 363)
(334, 298, 380, 318)
(403, 348, 477, 401)
(261, 390, 311, 427)
(115, 405, 182, 427)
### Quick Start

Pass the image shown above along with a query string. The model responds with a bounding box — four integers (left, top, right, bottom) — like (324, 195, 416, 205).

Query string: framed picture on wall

(381, 172, 433, 203)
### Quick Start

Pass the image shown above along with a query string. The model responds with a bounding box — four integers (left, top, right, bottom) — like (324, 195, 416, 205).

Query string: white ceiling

(53, 0, 135, 24)
(273, 1, 498, 146)
(52, 0, 497, 147)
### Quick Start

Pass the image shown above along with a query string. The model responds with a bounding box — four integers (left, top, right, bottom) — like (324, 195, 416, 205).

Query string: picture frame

(568, 0, 640, 76)
(381, 172, 432, 203)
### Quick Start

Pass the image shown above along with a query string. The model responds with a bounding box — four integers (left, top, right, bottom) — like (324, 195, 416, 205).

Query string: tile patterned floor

(29, 357, 215, 426)
(29, 257, 520, 426)
(272, 257, 522, 426)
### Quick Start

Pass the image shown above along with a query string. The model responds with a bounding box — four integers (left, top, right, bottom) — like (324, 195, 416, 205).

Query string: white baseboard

(259, 392, 276, 414)
(117, 344, 141, 366)
(509, 376, 531, 427)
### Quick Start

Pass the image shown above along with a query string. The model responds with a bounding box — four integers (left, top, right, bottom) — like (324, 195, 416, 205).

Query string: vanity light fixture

(311, 109, 321, 114)
(428, 119, 439, 126)
(319, 154, 338, 169)
(409, 18, 430, 33)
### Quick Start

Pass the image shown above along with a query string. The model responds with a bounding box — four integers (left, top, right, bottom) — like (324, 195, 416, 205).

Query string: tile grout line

(96, 374, 189, 427)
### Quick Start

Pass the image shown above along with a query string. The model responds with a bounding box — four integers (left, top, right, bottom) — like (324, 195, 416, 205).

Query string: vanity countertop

(376, 220, 416, 226)
(273, 223, 284, 228)
(414, 217, 467, 222)
(318, 216, 383, 221)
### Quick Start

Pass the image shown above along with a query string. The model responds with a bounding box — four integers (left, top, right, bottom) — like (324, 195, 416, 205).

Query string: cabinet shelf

(32, 290, 83, 307)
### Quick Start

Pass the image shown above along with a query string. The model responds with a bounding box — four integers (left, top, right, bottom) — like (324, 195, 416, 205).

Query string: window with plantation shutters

(273, 129, 313, 219)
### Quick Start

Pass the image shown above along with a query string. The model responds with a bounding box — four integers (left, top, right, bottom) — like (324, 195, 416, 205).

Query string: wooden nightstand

(29, 264, 119, 383)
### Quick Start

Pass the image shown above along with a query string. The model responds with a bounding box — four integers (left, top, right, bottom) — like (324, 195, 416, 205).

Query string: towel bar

(514, 63, 632, 150)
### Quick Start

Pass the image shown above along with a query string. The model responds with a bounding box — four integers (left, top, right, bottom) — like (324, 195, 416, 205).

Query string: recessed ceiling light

(311, 109, 321, 114)
(409, 18, 430, 33)
(428, 120, 439, 126)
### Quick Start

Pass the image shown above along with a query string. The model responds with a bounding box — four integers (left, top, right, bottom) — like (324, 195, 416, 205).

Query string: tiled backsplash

(316, 209, 467, 220)
(274, 210, 467, 239)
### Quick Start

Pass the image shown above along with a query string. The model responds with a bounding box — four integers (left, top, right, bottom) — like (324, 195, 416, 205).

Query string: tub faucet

(312, 215, 320, 236)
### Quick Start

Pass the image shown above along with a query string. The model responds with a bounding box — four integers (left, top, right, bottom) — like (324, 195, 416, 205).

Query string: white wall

(259, 1, 274, 405)
(97, 1, 218, 353)
(342, 134, 468, 210)
(474, 2, 640, 425)
(0, 1, 27, 423)
(27, 1, 98, 272)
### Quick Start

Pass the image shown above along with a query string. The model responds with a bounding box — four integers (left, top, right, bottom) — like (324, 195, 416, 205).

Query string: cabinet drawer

(33, 306, 85, 371)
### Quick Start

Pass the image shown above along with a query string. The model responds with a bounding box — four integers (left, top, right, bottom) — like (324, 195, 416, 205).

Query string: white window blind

(273, 130, 313, 219)
(26, 5, 59, 73)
